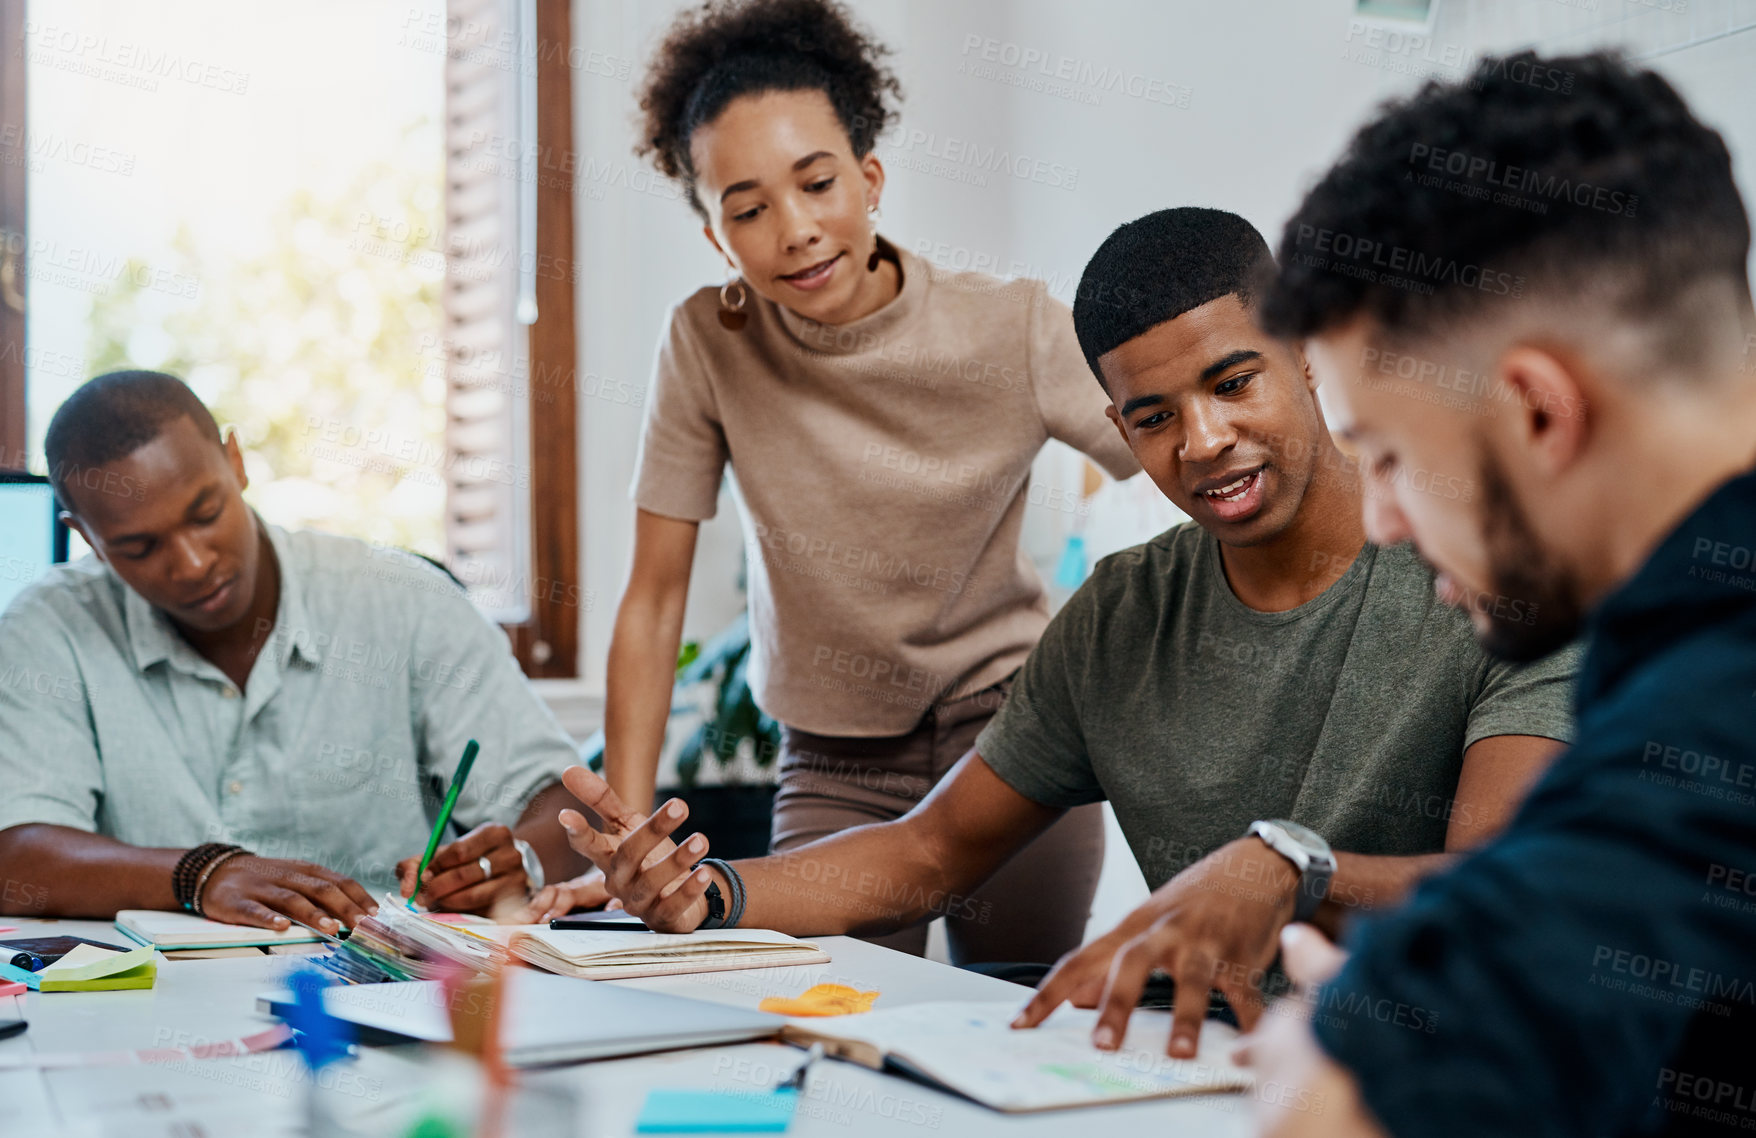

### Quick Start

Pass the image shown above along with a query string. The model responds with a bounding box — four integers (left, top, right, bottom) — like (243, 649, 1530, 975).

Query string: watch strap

(695, 858, 745, 930)
(696, 876, 728, 930)
(1293, 856, 1333, 922)
(512, 838, 544, 893)
(1248, 820, 1335, 922)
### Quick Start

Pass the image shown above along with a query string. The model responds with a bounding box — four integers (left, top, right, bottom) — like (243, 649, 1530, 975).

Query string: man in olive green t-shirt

(546, 208, 1577, 1060)
(978, 522, 1571, 892)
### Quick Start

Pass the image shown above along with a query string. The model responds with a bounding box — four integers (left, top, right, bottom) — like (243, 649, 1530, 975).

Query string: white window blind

(442, 0, 537, 622)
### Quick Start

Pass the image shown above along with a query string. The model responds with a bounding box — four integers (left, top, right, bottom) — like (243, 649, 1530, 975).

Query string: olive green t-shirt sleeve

(975, 572, 1108, 809)
(1464, 639, 1582, 751)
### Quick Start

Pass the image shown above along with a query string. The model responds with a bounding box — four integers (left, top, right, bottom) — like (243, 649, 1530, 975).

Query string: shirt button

(228, 780, 244, 795)
(222, 686, 239, 699)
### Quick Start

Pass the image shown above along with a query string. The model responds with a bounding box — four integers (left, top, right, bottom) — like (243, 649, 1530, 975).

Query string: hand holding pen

(394, 740, 537, 914)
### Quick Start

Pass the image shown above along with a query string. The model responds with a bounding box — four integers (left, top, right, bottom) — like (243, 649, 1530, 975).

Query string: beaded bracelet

(173, 842, 242, 911)
(190, 848, 251, 917)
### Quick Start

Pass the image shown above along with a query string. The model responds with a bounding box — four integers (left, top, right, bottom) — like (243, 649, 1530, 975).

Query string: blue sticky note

(635, 1087, 798, 1133)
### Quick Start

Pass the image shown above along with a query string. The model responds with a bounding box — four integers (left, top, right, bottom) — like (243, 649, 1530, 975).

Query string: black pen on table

(547, 915, 656, 932)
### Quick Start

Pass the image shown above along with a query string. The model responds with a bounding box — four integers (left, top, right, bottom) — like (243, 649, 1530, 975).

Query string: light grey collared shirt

(0, 522, 577, 897)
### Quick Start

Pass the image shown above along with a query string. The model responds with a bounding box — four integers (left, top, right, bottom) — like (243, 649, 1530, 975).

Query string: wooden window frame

(1, 0, 26, 468)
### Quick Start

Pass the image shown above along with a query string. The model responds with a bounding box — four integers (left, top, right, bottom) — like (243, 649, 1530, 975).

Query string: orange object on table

(758, 983, 880, 1017)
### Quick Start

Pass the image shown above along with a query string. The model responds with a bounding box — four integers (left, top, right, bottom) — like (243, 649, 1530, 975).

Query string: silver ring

(478, 855, 494, 881)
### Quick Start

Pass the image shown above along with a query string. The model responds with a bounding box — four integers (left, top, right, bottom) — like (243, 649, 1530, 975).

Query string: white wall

(571, 0, 1398, 687)
(569, 0, 1756, 941)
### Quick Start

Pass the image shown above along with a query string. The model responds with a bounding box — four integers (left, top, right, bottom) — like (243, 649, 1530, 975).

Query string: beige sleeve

(1026, 286, 1139, 482)
(629, 303, 730, 521)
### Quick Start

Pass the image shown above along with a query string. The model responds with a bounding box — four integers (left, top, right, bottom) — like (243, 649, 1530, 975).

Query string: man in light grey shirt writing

(0, 370, 581, 933)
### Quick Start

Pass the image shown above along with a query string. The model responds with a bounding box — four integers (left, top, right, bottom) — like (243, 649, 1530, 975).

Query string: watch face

(1273, 820, 1327, 855)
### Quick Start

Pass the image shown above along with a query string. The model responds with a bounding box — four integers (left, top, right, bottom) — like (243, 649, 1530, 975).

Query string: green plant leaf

(675, 614, 752, 686)
(754, 712, 781, 768)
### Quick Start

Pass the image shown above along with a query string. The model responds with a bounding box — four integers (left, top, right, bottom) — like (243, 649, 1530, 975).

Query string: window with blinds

(441, 0, 536, 624)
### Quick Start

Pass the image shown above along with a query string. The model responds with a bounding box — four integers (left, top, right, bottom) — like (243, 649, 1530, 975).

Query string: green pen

(409, 739, 480, 910)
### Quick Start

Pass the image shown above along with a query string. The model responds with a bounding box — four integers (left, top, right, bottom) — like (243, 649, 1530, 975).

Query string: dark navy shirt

(1315, 466, 1756, 1138)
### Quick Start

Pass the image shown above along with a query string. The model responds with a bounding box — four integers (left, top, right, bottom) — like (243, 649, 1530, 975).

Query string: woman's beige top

(632, 243, 1138, 736)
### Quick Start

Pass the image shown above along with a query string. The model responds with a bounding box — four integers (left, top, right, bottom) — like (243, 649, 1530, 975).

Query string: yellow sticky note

(38, 942, 158, 991)
(758, 983, 879, 1017)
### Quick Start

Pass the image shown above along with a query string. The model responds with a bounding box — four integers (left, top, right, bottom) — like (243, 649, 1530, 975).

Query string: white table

(0, 917, 1252, 1137)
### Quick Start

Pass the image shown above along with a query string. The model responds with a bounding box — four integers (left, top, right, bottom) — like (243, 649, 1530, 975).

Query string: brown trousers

(770, 677, 1106, 965)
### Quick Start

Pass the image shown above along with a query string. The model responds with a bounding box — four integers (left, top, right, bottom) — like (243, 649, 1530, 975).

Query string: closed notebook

(115, 910, 320, 950)
(257, 969, 781, 1066)
(778, 1001, 1252, 1113)
(500, 926, 830, 980)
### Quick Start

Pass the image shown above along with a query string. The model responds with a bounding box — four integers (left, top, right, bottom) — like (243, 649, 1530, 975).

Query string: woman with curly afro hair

(534, 0, 1137, 967)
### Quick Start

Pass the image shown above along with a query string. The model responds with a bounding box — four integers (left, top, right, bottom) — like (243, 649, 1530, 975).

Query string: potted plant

(581, 611, 782, 859)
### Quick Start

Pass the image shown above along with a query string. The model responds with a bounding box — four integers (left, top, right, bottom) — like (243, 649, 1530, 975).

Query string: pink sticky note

(0, 980, 26, 998)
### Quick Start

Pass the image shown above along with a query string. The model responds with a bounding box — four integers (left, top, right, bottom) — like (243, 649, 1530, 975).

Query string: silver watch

(1248, 819, 1335, 922)
(513, 838, 545, 893)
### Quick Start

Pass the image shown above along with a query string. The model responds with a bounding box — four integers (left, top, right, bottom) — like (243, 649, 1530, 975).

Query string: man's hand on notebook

(1012, 836, 1297, 1058)
(553, 765, 717, 933)
(201, 855, 378, 934)
(395, 823, 530, 915)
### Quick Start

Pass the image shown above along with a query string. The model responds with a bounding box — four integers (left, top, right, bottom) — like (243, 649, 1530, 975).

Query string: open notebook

(277, 897, 828, 985)
(779, 1000, 1252, 1113)
(498, 926, 830, 980)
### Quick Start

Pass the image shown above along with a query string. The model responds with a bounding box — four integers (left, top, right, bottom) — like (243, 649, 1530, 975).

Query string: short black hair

(637, 0, 902, 218)
(1262, 51, 1751, 351)
(1072, 207, 1276, 389)
(44, 370, 221, 513)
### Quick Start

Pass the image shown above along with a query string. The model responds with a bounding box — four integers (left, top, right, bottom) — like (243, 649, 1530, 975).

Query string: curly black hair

(1073, 208, 1275, 389)
(1262, 51, 1751, 350)
(636, 0, 903, 218)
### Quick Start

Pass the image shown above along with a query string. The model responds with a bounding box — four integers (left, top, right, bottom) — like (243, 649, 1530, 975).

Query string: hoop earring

(718, 276, 748, 331)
